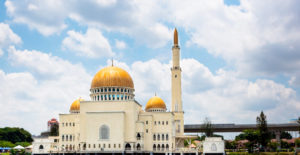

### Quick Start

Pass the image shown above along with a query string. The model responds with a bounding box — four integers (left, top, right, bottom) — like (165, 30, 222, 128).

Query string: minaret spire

(174, 28, 178, 45)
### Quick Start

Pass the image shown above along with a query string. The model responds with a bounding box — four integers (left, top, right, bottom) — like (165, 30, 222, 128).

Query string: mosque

(33, 29, 196, 154)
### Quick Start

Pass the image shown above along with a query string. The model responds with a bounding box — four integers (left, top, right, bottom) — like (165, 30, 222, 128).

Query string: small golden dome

(145, 96, 166, 111)
(70, 98, 84, 112)
(91, 66, 134, 89)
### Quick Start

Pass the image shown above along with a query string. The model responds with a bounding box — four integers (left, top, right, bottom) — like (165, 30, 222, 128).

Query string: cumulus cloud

(165, 0, 300, 87)
(1, 53, 299, 135)
(1, 47, 92, 134)
(0, 23, 21, 56)
(5, 0, 172, 47)
(5, 0, 68, 36)
(62, 28, 114, 58)
(108, 58, 300, 124)
(5, 0, 300, 82)
(115, 39, 126, 49)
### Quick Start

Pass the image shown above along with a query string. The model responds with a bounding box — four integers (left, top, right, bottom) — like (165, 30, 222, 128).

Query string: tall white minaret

(171, 28, 184, 135)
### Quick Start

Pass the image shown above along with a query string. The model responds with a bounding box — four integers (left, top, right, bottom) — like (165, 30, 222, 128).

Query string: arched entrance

(125, 143, 131, 151)
(83, 144, 86, 150)
(39, 145, 44, 150)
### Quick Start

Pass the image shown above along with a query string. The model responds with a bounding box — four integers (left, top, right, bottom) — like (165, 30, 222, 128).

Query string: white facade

(32, 136, 59, 154)
(203, 137, 225, 155)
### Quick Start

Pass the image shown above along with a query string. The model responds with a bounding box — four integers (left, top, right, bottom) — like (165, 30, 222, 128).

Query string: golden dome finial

(174, 28, 178, 45)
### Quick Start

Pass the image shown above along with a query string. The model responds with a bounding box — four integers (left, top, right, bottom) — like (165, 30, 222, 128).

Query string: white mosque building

(33, 29, 196, 154)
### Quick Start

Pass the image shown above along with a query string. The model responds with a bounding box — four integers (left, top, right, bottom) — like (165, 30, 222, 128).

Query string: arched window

(137, 133, 141, 140)
(162, 134, 164, 140)
(39, 145, 44, 149)
(157, 134, 160, 140)
(166, 134, 169, 141)
(153, 144, 156, 151)
(62, 135, 64, 141)
(162, 144, 165, 151)
(136, 143, 141, 150)
(166, 144, 169, 150)
(157, 144, 160, 151)
(70, 135, 72, 141)
(100, 125, 109, 139)
(153, 134, 156, 141)
(66, 135, 68, 141)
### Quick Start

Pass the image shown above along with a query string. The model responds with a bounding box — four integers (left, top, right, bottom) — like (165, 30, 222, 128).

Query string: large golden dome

(91, 66, 134, 89)
(145, 96, 166, 111)
(70, 98, 84, 113)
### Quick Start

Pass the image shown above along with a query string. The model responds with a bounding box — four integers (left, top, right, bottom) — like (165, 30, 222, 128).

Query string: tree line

(202, 112, 300, 153)
(0, 127, 33, 147)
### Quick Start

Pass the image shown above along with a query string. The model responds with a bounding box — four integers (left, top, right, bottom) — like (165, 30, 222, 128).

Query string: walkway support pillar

(275, 130, 281, 150)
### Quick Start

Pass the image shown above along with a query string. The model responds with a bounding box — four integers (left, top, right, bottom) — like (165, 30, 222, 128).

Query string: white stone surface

(203, 137, 225, 154)
(32, 136, 59, 154)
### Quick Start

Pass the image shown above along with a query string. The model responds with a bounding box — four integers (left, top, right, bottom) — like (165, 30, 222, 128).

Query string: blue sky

(0, 0, 299, 137)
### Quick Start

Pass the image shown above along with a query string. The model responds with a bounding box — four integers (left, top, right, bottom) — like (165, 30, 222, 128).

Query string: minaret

(171, 28, 182, 112)
(171, 28, 184, 136)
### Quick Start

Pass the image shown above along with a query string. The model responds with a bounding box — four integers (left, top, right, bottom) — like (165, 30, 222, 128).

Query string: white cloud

(164, 0, 300, 87)
(1, 52, 299, 135)
(115, 39, 126, 49)
(5, 0, 172, 47)
(113, 58, 300, 124)
(5, 0, 68, 36)
(62, 28, 114, 58)
(1, 46, 92, 134)
(0, 23, 21, 56)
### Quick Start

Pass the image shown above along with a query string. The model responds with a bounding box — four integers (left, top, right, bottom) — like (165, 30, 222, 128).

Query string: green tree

(15, 142, 31, 147)
(256, 111, 271, 151)
(295, 139, 300, 148)
(0, 127, 33, 143)
(268, 142, 279, 152)
(225, 140, 237, 149)
(0, 140, 15, 147)
(243, 129, 259, 153)
(50, 123, 59, 136)
(297, 117, 300, 134)
(280, 140, 291, 149)
(202, 117, 213, 137)
(235, 132, 247, 141)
